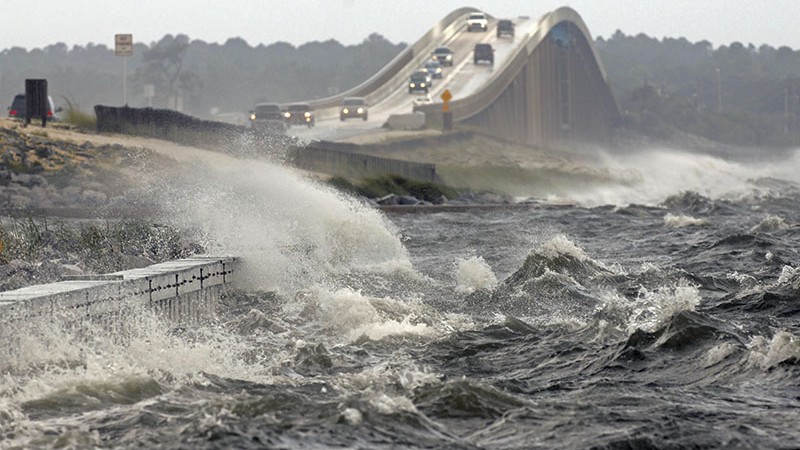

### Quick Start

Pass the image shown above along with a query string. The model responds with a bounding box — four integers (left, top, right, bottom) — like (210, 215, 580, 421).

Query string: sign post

(440, 89, 453, 131)
(115, 34, 133, 105)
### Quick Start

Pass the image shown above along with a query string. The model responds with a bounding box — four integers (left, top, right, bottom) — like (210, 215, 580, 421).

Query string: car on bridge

(283, 103, 315, 128)
(339, 97, 368, 121)
(421, 60, 444, 79)
(474, 43, 494, 65)
(408, 71, 430, 94)
(466, 12, 488, 32)
(412, 94, 434, 110)
(249, 102, 285, 131)
(431, 46, 454, 67)
(497, 19, 515, 38)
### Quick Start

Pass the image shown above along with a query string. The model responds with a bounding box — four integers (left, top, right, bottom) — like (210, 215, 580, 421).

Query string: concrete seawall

(0, 256, 238, 323)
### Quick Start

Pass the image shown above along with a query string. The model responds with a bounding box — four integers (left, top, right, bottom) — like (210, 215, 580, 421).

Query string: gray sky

(1, 1, 798, 51)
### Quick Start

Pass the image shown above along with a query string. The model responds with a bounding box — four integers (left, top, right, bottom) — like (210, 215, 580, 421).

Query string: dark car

(340, 97, 368, 121)
(431, 46, 454, 67)
(283, 103, 315, 127)
(421, 60, 444, 79)
(408, 71, 430, 94)
(249, 103, 285, 131)
(474, 43, 494, 65)
(497, 19, 515, 38)
(7, 94, 62, 122)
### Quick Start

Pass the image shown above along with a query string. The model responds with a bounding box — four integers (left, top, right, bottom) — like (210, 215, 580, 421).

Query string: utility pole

(785, 87, 790, 135)
(715, 68, 722, 112)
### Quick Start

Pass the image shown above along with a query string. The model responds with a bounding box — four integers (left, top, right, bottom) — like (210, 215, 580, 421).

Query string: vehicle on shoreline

(6, 94, 62, 122)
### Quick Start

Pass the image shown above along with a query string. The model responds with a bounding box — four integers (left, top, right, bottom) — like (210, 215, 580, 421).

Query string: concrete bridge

(296, 6, 620, 150)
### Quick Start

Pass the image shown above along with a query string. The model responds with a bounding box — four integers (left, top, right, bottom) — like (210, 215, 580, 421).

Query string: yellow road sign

(440, 89, 452, 102)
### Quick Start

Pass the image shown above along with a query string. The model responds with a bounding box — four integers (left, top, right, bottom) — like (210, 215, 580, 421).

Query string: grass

(0, 214, 202, 274)
(62, 108, 97, 130)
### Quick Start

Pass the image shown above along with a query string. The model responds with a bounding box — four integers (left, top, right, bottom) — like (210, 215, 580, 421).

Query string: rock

(396, 195, 420, 205)
(36, 146, 54, 158)
(376, 194, 399, 205)
(0, 169, 11, 187)
(11, 173, 47, 188)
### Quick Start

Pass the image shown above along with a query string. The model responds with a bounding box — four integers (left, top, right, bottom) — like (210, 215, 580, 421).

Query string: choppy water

(2, 144, 800, 449)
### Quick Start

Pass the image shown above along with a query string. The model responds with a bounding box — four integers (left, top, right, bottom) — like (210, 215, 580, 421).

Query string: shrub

(63, 108, 97, 130)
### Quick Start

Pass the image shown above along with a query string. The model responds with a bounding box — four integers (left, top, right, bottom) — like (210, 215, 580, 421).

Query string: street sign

(115, 34, 133, 56)
(441, 89, 452, 112)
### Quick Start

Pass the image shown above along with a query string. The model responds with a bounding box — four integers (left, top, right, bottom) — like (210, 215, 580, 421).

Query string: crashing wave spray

(145, 150, 413, 293)
(554, 146, 800, 206)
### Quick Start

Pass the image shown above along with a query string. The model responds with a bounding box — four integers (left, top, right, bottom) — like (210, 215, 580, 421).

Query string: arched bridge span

(295, 7, 621, 150)
(417, 7, 621, 148)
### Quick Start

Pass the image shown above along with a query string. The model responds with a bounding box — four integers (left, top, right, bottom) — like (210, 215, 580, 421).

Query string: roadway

(287, 15, 537, 143)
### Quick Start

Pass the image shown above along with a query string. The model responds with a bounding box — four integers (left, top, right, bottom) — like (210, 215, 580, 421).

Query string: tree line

(0, 33, 404, 121)
(2, 30, 800, 147)
(596, 31, 800, 147)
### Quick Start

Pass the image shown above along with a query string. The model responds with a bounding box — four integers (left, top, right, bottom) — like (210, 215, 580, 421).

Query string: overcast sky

(2, 1, 798, 51)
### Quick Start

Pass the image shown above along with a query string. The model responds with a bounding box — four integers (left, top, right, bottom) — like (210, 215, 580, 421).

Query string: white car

(466, 12, 488, 32)
(412, 94, 433, 107)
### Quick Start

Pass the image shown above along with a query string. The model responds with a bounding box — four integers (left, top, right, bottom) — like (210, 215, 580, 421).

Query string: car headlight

(304, 112, 311, 118)
(410, 83, 416, 88)
(342, 108, 349, 114)
(420, 83, 426, 88)
(250, 113, 256, 121)
(284, 112, 291, 118)
(357, 107, 364, 114)
(446, 55, 452, 60)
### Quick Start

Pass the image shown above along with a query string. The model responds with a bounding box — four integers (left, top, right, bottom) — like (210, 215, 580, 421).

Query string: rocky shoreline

(0, 122, 156, 212)
(0, 120, 202, 292)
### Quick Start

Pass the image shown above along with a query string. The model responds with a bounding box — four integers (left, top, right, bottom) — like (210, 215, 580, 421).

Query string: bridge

(295, 6, 620, 150)
(2, 6, 620, 318)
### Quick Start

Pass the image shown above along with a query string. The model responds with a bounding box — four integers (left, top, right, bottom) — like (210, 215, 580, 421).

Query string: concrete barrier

(0, 256, 238, 323)
(386, 113, 427, 130)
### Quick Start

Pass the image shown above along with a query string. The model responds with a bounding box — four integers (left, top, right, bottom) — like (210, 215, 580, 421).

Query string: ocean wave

(663, 213, 709, 228)
(750, 214, 790, 233)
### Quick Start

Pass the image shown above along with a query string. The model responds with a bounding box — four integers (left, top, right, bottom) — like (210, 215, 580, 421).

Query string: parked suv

(497, 19, 515, 38)
(466, 12, 488, 32)
(340, 97, 368, 121)
(283, 103, 315, 127)
(474, 43, 494, 65)
(6, 94, 62, 122)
